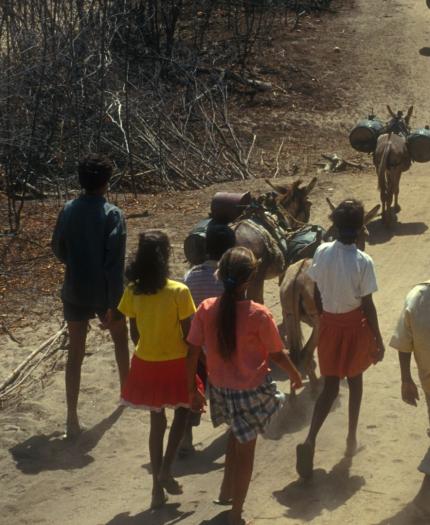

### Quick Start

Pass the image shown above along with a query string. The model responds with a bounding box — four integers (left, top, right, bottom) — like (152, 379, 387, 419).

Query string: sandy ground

(3, 0, 430, 524)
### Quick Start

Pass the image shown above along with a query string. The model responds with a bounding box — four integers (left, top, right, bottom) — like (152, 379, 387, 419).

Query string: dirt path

(3, 1, 430, 524)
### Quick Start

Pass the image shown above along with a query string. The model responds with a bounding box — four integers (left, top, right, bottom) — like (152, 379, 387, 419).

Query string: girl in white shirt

(296, 199, 385, 479)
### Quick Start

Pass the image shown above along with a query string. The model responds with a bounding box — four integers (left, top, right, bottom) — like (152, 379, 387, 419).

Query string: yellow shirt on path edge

(118, 279, 196, 362)
(390, 281, 430, 394)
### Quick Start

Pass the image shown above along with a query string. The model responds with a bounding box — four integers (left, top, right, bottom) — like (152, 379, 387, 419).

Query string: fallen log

(0, 324, 67, 394)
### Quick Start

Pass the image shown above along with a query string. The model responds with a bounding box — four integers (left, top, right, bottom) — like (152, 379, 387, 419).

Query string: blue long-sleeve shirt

(51, 194, 126, 309)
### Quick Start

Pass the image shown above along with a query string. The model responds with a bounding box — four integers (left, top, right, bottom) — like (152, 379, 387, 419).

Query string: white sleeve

(359, 257, 378, 297)
(306, 246, 321, 282)
(390, 305, 414, 353)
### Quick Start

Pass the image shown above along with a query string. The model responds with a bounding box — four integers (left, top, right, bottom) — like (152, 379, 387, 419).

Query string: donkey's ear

(305, 177, 317, 195)
(291, 178, 302, 191)
(265, 179, 289, 195)
(364, 204, 381, 224)
(326, 196, 336, 212)
(405, 105, 414, 124)
(387, 105, 396, 118)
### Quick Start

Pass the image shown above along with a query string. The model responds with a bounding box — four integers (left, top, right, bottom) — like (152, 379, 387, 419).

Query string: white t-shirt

(390, 282, 430, 395)
(307, 240, 378, 314)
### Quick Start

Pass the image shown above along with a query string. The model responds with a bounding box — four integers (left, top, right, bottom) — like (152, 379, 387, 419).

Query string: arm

(51, 209, 67, 263)
(130, 318, 139, 347)
(270, 350, 303, 390)
(361, 294, 385, 361)
(398, 351, 419, 406)
(105, 209, 127, 309)
(314, 284, 323, 315)
(186, 344, 206, 412)
(180, 317, 191, 341)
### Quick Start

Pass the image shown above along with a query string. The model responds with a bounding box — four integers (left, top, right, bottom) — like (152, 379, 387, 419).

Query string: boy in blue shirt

(52, 154, 129, 438)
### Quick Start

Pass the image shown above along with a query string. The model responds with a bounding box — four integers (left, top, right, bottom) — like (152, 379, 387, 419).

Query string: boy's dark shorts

(63, 301, 124, 323)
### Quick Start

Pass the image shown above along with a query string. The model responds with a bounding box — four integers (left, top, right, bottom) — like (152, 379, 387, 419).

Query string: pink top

(187, 297, 284, 390)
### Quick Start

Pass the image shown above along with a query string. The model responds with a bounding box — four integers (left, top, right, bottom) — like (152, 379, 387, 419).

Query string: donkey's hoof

(393, 204, 401, 213)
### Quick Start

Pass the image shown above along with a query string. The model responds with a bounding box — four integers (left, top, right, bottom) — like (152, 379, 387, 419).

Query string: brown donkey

(373, 106, 413, 224)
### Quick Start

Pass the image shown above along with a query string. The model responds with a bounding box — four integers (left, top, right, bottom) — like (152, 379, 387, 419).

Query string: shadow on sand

(263, 367, 342, 440)
(142, 431, 228, 478)
(273, 456, 364, 521)
(371, 503, 426, 525)
(199, 509, 231, 525)
(367, 217, 428, 245)
(419, 47, 430, 57)
(106, 503, 194, 525)
(9, 406, 124, 474)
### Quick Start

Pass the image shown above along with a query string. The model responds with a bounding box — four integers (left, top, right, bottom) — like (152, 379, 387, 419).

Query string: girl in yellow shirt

(118, 230, 202, 509)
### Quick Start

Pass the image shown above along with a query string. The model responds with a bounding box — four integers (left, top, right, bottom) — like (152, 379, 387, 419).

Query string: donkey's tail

(378, 134, 391, 195)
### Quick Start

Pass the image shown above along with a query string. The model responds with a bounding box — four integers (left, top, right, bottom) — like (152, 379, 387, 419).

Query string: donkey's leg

(393, 169, 402, 213)
(380, 189, 387, 223)
(283, 312, 301, 400)
(302, 315, 320, 395)
(383, 170, 395, 225)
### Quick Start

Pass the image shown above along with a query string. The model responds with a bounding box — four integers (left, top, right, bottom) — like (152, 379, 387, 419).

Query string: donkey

(373, 105, 413, 224)
(279, 199, 380, 384)
(234, 177, 317, 304)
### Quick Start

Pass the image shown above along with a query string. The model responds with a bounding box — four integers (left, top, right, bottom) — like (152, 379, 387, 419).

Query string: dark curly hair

(330, 199, 364, 244)
(125, 231, 170, 295)
(78, 153, 113, 192)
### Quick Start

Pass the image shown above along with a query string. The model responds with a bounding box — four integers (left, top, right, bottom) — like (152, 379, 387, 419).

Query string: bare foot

(213, 497, 233, 506)
(159, 475, 183, 495)
(178, 426, 195, 458)
(228, 511, 252, 525)
(64, 420, 86, 441)
(150, 488, 168, 509)
(296, 442, 314, 479)
(345, 437, 365, 457)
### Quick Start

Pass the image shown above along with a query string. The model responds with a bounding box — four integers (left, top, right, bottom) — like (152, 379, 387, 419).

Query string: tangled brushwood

(0, 0, 335, 232)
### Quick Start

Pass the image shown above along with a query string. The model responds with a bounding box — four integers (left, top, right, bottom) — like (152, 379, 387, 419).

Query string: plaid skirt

(209, 375, 285, 443)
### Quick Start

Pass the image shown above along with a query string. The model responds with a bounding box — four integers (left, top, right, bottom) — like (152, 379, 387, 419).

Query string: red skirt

(317, 308, 378, 378)
(121, 355, 203, 412)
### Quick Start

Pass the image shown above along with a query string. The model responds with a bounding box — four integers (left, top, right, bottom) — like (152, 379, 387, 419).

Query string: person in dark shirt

(52, 154, 129, 439)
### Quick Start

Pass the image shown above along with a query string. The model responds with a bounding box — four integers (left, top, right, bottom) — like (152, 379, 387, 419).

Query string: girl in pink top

(187, 247, 302, 525)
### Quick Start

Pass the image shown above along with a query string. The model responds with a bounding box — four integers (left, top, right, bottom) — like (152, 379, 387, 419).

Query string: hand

(190, 390, 206, 413)
(401, 380, 419, 406)
(290, 370, 303, 391)
(99, 308, 114, 330)
(374, 341, 385, 363)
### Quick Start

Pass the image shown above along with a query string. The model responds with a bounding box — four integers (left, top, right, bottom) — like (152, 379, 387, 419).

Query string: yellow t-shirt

(118, 279, 196, 362)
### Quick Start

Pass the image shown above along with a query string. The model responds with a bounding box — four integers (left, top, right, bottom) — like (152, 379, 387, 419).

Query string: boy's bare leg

(149, 410, 167, 507)
(108, 317, 129, 390)
(65, 320, 88, 438)
(346, 374, 363, 456)
(229, 436, 257, 525)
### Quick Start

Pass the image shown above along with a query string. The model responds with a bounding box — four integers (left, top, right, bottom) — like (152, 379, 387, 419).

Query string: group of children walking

(52, 154, 430, 523)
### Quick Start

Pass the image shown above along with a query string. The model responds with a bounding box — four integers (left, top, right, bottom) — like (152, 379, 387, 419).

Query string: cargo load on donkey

(349, 106, 430, 224)
(183, 178, 325, 304)
(349, 109, 430, 162)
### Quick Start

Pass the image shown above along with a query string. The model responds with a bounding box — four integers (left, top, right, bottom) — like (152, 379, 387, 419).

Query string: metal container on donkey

(407, 126, 430, 163)
(349, 116, 384, 153)
(183, 218, 213, 266)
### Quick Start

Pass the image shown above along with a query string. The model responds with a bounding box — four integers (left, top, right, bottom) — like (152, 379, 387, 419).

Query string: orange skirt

(121, 355, 203, 412)
(317, 308, 378, 378)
